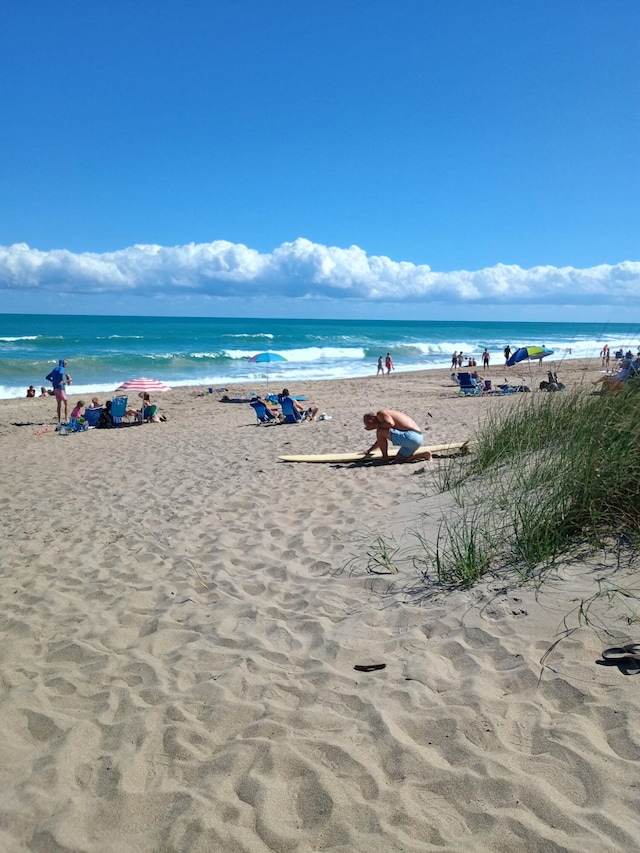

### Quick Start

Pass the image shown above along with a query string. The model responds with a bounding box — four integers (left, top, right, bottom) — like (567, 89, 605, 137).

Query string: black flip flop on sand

(354, 664, 386, 672)
(602, 643, 640, 661)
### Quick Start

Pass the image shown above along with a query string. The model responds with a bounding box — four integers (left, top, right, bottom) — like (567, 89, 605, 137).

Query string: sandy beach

(1, 357, 639, 852)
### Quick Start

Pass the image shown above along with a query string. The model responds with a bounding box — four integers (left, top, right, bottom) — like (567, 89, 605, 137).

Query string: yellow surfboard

(278, 442, 472, 463)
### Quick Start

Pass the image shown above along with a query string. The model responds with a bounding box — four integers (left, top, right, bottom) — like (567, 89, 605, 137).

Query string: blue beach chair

(83, 407, 102, 427)
(110, 396, 128, 424)
(250, 399, 278, 424)
(141, 404, 157, 422)
(457, 373, 483, 396)
(279, 395, 305, 423)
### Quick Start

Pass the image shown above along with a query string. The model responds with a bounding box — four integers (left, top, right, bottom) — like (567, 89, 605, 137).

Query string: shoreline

(0, 352, 611, 403)
(2, 355, 638, 851)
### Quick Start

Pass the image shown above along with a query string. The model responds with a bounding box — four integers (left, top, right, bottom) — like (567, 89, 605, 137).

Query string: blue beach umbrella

(248, 351, 288, 393)
(507, 346, 554, 367)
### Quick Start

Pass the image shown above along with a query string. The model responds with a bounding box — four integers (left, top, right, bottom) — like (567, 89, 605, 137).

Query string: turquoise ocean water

(1, 314, 639, 400)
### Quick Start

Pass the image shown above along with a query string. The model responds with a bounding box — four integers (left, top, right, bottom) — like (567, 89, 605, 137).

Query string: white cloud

(0, 238, 638, 306)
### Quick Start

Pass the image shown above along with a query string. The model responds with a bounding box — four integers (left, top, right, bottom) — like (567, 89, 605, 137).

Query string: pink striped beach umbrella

(115, 377, 171, 395)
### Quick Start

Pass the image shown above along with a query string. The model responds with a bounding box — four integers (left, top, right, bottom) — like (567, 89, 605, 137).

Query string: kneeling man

(362, 409, 428, 463)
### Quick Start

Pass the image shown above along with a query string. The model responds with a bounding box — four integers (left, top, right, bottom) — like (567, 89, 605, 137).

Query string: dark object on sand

(497, 381, 530, 394)
(602, 643, 640, 661)
(354, 664, 386, 672)
(539, 371, 566, 392)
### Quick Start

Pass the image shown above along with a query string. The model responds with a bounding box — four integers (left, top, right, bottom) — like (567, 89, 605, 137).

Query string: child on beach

(61, 400, 88, 432)
(70, 401, 85, 420)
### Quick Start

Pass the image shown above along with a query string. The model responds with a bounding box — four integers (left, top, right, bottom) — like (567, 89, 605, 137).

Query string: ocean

(1, 314, 639, 400)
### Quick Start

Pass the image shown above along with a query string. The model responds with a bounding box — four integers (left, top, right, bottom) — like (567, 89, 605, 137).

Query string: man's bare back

(376, 409, 420, 432)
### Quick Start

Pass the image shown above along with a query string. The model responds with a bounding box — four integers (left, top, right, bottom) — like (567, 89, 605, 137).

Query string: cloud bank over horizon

(1, 239, 639, 308)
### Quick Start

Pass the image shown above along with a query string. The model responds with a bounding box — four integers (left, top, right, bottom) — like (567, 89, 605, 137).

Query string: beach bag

(67, 417, 88, 432)
(97, 409, 115, 429)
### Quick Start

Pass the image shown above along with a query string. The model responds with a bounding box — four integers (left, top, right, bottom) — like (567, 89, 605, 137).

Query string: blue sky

(1, 0, 638, 320)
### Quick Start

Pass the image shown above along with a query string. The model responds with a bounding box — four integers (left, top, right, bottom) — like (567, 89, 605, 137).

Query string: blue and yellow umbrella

(507, 346, 554, 367)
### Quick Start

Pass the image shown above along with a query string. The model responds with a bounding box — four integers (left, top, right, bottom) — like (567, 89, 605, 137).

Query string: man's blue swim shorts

(390, 429, 423, 457)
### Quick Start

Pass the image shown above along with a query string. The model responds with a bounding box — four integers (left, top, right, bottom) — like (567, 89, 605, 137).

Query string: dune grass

(427, 381, 640, 587)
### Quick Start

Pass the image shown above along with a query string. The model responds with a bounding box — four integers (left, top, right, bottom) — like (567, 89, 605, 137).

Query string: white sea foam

(412, 341, 477, 355)
(224, 346, 366, 361)
(0, 382, 128, 400)
(0, 335, 39, 342)
(224, 333, 274, 339)
(282, 346, 367, 362)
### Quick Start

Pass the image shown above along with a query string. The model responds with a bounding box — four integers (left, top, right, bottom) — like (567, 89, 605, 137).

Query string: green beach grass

(427, 381, 640, 587)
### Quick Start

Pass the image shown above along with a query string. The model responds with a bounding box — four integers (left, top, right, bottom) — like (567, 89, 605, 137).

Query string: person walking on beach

(45, 358, 72, 423)
(377, 356, 384, 376)
(362, 409, 427, 463)
(482, 348, 490, 370)
(451, 351, 458, 369)
(504, 345, 511, 364)
(385, 352, 393, 376)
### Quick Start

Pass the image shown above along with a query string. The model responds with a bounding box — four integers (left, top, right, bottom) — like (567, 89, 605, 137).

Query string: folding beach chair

(600, 359, 640, 394)
(457, 373, 483, 396)
(250, 399, 278, 424)
(279, 395, 306, 423)
(141, 404, 157, 422)
(83, 406, 102, 427)
(110, 396, 128, 424)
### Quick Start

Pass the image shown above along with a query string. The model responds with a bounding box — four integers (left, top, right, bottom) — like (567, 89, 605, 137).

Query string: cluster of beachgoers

(1, 354, 638, 851)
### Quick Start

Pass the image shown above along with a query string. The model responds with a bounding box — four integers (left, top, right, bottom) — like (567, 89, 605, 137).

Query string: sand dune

(1, 359, 639, 851)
